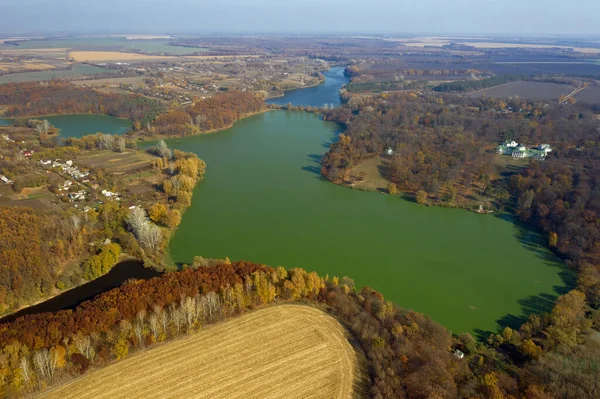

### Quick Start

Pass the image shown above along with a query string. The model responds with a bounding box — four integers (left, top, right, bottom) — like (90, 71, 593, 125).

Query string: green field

(0, 37, 209, 55)
(0, 64, 116, 84)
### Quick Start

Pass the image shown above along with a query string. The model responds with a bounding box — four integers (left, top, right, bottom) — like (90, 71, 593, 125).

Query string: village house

(0, 175, 13, 185)
(68, 190, 87, 201)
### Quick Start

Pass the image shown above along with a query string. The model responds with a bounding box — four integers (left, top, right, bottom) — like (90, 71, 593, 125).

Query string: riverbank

(265, 74, 327, 99)
(130, 108, 275, 142)
(330, 155, 495, 213)
(0, 258, 159, 324)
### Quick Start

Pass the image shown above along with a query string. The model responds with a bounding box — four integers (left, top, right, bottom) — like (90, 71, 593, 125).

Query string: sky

(2, 0, 599, 36)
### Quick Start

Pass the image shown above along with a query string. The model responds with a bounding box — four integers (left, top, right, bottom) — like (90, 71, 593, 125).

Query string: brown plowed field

(468, 81, 574, 100)
(37, 305, 357, 399)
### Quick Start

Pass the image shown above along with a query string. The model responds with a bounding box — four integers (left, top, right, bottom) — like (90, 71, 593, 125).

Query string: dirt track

(37, 305, 357, 399)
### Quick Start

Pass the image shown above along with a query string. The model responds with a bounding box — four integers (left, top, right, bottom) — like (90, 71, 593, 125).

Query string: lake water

(167, 92, 568, 334)
(0, 65, 115, 84)
(1, 67, 568, 335)
(0, 114, 131, 138)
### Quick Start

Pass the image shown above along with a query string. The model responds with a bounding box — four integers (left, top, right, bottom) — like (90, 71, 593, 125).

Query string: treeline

(148, 91, 264, 137)
(433, 74, 521, 92)
(345, 81, 420, 93)
(346, 64, 483, 80)
(0, 261, 484, 398)
(0, 82, 164, 127)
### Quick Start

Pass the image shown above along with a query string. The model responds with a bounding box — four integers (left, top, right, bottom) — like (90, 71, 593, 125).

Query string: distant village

(496, 140, 553, 160)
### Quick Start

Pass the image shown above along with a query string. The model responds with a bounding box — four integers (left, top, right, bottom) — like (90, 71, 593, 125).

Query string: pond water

(0, 260, 160, 324)
(0, 114, 131, 138)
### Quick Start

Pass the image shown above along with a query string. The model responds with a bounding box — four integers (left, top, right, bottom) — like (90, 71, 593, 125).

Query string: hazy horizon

(3, 0, 599, 37)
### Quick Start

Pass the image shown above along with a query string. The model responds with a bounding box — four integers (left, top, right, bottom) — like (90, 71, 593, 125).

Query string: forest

(0, 82, 165, 127)
(0, 207, 87, 315)
(148, 91, 265, 137)
(322, 92, 600, 207)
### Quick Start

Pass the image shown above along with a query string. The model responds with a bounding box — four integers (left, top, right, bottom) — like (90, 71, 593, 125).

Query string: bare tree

(126, 207, 149, 236)
(19, 357, 31, 385)
(205, 292, 221, 320)
(70, 214, 81, 231)
(181, 296, 197, 330)
(115, 137, 126, 153)
(170, 304, 183, 334)
(97, 133, 115, 150)
(33, 349, 58, 381)
(34, 119, 51, 135)
(134, 320, 145, 349)
(156, 305, 169, 336)
(73, 334, 94, 361)
(156, 140, 170, 158)
(136, 309, 147, 325)
(148, 313, 160, 341)
(138, 223, 162, 252)
(127, 207, 162, 252)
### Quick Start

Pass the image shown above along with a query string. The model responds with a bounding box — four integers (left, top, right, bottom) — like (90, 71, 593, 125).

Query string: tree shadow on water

(473, 292, 560, 341)
(302, 154, 324, 177)
(474, 214, 577, 340)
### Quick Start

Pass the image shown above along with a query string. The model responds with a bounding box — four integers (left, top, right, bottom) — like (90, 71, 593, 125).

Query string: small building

(23, 150, 33, 158)
(0, 175, 13, 185)
(385, 147, 394, 156)
(454, 349, 465, 359)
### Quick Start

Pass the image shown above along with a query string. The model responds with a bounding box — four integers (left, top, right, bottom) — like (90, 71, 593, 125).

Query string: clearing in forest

(37, 305, 357, 399)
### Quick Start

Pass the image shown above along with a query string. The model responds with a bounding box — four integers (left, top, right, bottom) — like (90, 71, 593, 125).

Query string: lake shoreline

(131, 108, 275, 142)
(265, 74, 327, 99)
(0, 112, 131, 122)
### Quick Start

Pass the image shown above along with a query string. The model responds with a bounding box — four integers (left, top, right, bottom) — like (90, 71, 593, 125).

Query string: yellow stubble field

(37, 305, 358, 399)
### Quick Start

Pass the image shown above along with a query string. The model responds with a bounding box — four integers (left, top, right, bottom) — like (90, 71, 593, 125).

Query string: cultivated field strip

(37, 305, 356, 399)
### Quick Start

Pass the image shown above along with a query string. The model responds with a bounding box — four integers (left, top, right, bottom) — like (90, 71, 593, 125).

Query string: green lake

(0, 65, 115, 84)
(0, 114, 131, 138)
(165, 109, 569, 335)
